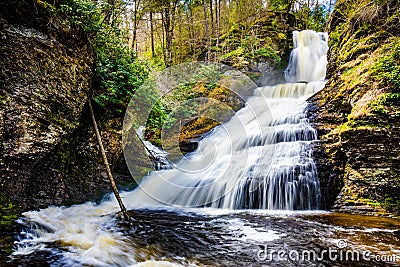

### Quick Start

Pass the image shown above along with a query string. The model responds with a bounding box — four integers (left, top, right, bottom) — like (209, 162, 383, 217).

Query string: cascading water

(136, 126, 171, 170)
(12, 30, 330, 266)
(124, 30, 328, 210)
(285, 30, 328, 83)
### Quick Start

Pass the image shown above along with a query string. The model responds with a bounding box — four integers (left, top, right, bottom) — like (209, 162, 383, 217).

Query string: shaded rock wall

(309, 0, 400, 215)
(0, 0, 149, 210)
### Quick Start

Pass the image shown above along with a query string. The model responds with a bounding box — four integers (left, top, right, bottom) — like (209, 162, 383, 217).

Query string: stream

(9, 208, 400, 266)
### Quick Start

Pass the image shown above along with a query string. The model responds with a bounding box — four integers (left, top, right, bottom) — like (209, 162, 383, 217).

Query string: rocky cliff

(310, 0, 400, 215)
(0, 0, 149, 213)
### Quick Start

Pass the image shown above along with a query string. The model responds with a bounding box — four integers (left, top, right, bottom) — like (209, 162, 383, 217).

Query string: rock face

(0, 0, 149, 210)
(309, 0, 400, 215)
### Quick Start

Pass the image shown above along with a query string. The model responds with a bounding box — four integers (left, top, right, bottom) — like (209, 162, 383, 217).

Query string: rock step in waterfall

(126, 30, 329, 210)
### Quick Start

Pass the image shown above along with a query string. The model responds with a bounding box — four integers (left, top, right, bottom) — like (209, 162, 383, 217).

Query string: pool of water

(7, 208, 400, 266)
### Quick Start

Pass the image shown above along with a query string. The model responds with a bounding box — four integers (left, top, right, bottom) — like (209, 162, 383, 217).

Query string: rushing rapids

(10, 30, 341, 266)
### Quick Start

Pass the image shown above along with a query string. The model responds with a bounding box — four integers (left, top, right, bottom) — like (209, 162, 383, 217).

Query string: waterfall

(285, 30, 328, 83)
(126, 30, 328, 210)
(13, 30, 329, 265)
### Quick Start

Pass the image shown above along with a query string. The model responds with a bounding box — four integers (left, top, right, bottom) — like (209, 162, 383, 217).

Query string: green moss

(322, 1, 400, 144)
(0, 208, 18, 228)
(369, 93, 400, 116)
(247, 47, 281, 64)
(0, 188, 18, 228)
(219, 47, 249, 69)
(0, 186, 19, 258)
(381, 197, 400, 212)
(218, 10, 289, 70)
(50, 112, 79, 131)
(378, 93, 400, 104)
(35, 0, 57, 16)
(0, 94, 8, 103)
(371, 37, 400, 90)
(353, 197, 382, 208)
(340, 32, 380, 63)
(321, 13, 400, 214)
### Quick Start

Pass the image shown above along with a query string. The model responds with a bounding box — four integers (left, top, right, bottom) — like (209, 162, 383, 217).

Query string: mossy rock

(310, 0, 400, 215)
(0, 187, 19, 261)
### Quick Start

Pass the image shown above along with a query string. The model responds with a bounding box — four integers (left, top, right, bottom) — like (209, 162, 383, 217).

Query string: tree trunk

(162, 0, 179, 67)
(203, 0, 211, 62)
(210, 0, 214, 37)
(150, 11, 155, 57)
(306, 0, 311, 28)
(132, 2, 137, 49)
(161, 10, 166, 63)
(131, 0, 142, 52)
(164, 6, 172, 66)
(88, 100, 131, 221)
(215, 0, 220, 60)
(187, 4, 195, 58)
(105, 0, 115, 24)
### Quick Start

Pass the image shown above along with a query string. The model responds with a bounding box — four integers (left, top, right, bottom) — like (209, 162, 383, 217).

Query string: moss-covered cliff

(310, 0, 400, 215)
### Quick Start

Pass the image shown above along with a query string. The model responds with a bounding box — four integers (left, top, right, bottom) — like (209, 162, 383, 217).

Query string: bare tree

(215, 0, 221, 60)
(203, 0, 211, 61)
(150, 10, 155, 57)
(131, 0, 142, 50)
(88, 100, 131, 221)
(160, 0, 179, 66)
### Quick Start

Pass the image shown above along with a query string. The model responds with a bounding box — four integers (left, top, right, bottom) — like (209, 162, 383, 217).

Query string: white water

(285, 30, 328, 83)
(13, 30, 329, 266)
(136, 126, 171, 170)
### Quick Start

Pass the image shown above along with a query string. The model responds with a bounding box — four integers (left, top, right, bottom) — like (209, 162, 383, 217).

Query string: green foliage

(145, 100, 169, 147)
(95, 55, 148, 113)
(60, 0, 149, 114)
(128, 76, 162, 129)
(251, 47, 281, 63)
(307, 6, 329, 32)
(143, 45, 166, 70)
(220, 47, 248, 69)
(382, 196, 400, 212)
(375, 93, 400, 105)
(145, 81, 209, 146)
(220, 47, 245, 61)
(369, 93, 400, 116)
(372, 38, 400, 91)
(219, 31, 281, 69)
(0, 187, 18, 228)
(269, 0, 292, 11)
(60, 0, 104, 33)
(191, 64, 221, 85)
